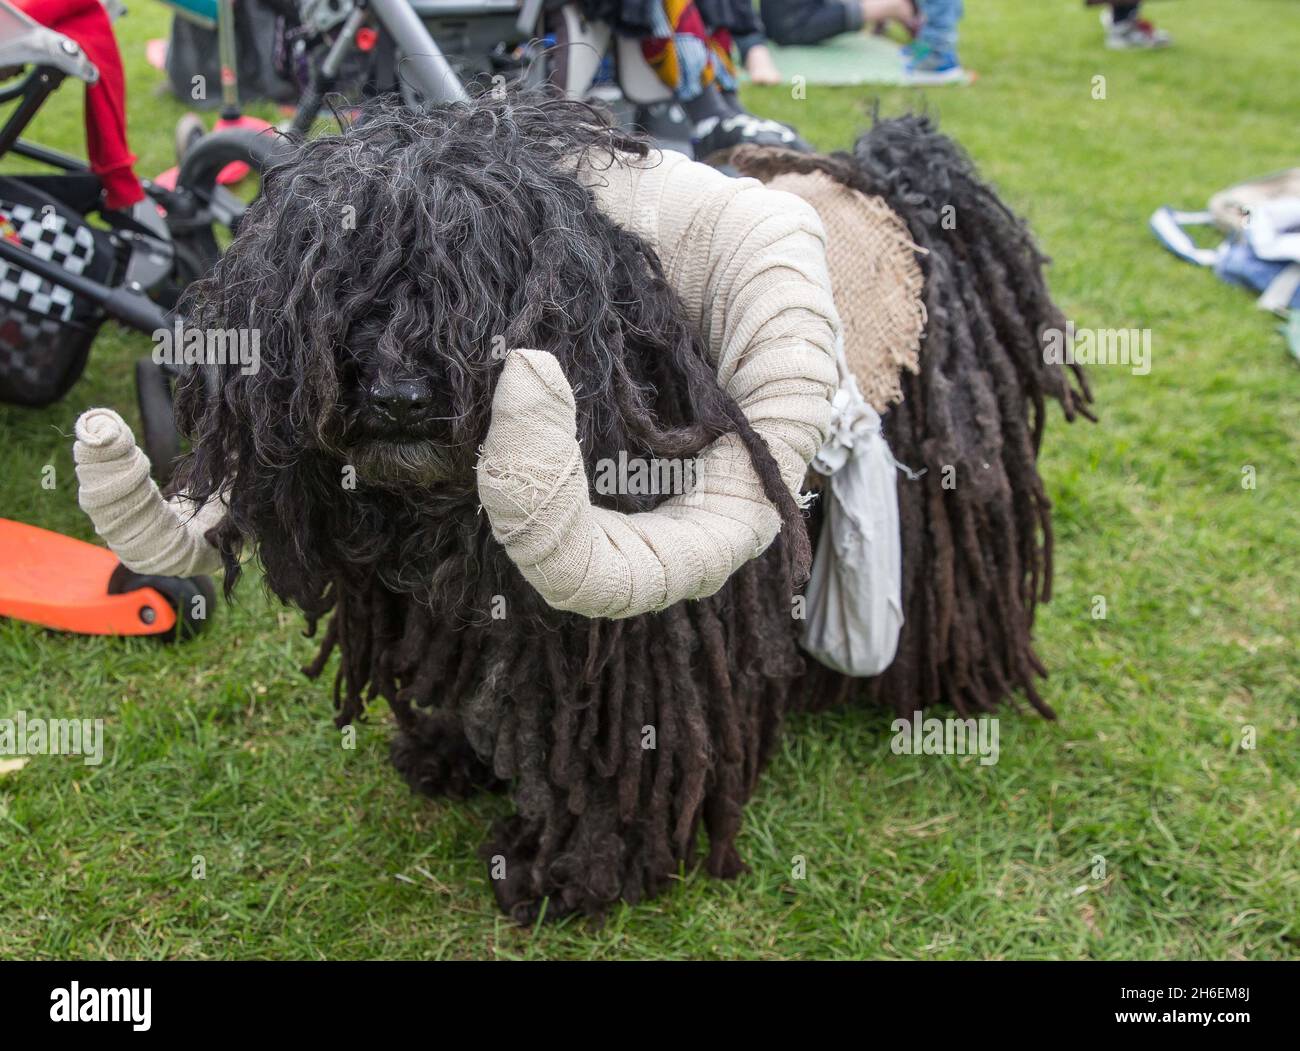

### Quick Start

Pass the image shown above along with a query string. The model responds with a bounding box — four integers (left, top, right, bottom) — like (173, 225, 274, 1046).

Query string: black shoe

(692, 111, 811, 161)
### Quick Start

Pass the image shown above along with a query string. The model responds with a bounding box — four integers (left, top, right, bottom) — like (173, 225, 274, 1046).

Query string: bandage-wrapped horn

(476, 151, 840, 619)
(74, 408, 225, 576)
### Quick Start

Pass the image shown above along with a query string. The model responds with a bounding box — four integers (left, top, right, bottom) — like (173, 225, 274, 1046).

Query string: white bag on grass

(800, 377, 904, 677)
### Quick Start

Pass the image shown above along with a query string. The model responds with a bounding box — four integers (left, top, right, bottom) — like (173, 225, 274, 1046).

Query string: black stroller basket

(0, 0, 180, 484)
(0, 175, 120, 406)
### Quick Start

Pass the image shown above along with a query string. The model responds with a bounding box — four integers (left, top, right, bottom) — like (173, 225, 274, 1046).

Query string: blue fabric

(1215, 240, 1300, 308)
(159, 0, 218, 26)
(916, 0, 963, 54)
(905, 46, 962, 76)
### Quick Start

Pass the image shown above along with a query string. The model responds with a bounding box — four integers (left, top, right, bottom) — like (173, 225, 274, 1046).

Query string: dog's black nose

(369, 378, 434, 428)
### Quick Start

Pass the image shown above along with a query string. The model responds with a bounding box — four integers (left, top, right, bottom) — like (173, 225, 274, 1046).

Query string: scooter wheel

(107, 564, 216, 643)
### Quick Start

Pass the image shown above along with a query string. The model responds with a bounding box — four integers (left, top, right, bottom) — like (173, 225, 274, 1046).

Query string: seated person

(760, 0, 917, 49)
(586, 0, 805, 153)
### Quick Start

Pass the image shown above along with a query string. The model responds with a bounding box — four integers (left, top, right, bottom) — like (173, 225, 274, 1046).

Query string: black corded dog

(84, 90, 1089, 922)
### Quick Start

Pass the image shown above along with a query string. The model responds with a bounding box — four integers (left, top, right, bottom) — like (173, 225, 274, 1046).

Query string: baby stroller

(0, 0, 263, 471)
(181, 0, 752, 160)
(0, 0, 259, 643)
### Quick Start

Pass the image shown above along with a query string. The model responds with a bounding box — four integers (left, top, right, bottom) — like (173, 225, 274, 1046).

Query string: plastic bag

(800, 377, 904, 677)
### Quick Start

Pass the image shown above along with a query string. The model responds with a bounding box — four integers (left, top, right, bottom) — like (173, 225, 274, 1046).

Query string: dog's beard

(346, 438, 459, 490)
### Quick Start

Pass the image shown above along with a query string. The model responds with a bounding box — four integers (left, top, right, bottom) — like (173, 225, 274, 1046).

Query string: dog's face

(178, 99, 657, 504)
(331, 315, 463, 490)
(173, 94, 720, 613)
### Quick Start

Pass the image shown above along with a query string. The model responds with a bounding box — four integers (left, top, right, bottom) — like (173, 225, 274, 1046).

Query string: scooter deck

(0, 519, 177, 636)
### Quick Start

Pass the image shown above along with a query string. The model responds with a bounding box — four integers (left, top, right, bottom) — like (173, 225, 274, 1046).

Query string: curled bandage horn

(477, 350, 778, 617)
(476, 152, 840, 619)
(74, 408, 225, 577)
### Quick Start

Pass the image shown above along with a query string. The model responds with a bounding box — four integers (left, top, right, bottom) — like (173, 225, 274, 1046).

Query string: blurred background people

(1090, 1, 1173, 49)
(628, 0, 806, 151)
(903, 0, 965, 84)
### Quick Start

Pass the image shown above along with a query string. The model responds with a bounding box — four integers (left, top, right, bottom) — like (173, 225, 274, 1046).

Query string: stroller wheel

(174, 112, 207, 166)
(173, 126, 289, 278)
(135, 357, 181, 486)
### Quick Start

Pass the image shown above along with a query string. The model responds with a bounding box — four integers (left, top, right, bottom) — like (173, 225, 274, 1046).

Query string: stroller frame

(0, 0, 260, 476)
(0, 0, 173, 332)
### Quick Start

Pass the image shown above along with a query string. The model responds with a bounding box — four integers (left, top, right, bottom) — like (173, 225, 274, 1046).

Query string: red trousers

(15, 0, 144, 209)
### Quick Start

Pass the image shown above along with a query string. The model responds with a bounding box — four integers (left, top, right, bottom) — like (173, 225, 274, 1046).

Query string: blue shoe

(901, 45, 967, 85)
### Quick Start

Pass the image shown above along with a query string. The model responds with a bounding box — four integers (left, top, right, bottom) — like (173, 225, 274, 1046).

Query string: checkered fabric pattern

(0, 196, 99, 402)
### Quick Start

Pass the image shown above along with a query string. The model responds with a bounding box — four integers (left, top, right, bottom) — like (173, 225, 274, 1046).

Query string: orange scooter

(0, 518, 214, 641)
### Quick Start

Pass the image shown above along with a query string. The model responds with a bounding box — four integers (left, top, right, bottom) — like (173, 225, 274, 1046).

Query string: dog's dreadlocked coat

(72, 92, 1090, 922)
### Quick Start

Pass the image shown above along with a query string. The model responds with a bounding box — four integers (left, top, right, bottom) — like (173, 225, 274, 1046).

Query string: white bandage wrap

(73, 408, 225, 577)
(580, 149, 839, 493)
(477, 349, 782, 618)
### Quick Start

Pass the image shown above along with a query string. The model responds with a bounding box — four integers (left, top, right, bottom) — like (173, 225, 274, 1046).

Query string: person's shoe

(693, 112, 811, 160)
(901, 44, 967, 85)
(1103, 10, 1172, 50)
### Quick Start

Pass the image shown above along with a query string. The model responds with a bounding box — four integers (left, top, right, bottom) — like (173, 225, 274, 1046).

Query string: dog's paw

(389, 724, 501, 800)
(482, 814, 635, 925)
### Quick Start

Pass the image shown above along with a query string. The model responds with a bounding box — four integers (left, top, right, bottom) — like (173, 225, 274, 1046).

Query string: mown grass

(0, 0, 1296, 959)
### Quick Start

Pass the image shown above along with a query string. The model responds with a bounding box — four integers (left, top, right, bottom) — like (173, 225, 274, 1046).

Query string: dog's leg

(480, 772, 755, 924)
(390, 707, 503, 800)
(480, 788, 645, 925)
(386, 608, 513, 801)
(478, 593, 799, 924)
(477, 616, 677, 923)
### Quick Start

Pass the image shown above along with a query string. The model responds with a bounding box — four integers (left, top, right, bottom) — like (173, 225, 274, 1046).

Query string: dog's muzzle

(343, 376, 461, 487)
(365, 377, 437, 435)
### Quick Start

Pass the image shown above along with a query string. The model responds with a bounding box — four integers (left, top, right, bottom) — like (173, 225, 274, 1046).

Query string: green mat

(745, 32, 908, 86)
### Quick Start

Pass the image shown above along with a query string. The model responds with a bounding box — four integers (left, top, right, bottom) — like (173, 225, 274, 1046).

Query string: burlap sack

(763, 169, 925, 413)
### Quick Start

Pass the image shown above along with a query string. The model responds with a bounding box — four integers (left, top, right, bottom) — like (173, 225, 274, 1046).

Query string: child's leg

(14, 0, 144, 209)
(914, 0, 964, 54)
(737, 37, 782, 86)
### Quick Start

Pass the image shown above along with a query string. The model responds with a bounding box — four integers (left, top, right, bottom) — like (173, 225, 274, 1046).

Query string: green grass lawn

(1, 0, 1296, 960)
